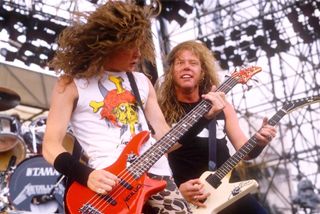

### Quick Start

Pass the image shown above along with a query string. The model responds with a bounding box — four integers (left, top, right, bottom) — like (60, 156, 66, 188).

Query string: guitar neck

(128, 76, 239, 178)
(213, 109, 287, 180)
(204, 96, 320, 188)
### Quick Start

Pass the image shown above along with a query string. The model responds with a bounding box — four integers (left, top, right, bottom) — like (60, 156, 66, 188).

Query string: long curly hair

(49, 1, 155, 80)
(156, 40, 221, 125)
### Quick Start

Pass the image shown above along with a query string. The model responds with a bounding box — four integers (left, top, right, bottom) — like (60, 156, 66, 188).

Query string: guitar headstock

(231, 66, 262, 84)
(282, 96, 320, 113)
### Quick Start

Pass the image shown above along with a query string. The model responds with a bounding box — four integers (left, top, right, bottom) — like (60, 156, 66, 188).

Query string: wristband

(53, 152, 94, 186)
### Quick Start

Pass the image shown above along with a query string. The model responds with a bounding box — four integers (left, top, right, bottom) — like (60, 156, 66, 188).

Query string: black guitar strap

(208, 119, 217, 170)
(127, 72, 155, 135)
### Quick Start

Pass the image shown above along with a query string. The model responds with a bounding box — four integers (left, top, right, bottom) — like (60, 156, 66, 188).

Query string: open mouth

(181, 74, 192, 79)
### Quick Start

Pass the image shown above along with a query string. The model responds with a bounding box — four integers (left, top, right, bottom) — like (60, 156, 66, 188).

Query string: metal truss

(157, 0, 320, 213)
(0, 0, 319, 212)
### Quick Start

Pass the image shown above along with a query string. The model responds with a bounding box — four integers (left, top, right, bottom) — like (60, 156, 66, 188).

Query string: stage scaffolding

(156, 0, 320, 213)
(0, 0, 319, 213)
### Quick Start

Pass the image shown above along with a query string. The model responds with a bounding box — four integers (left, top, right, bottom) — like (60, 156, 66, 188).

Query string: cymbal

(0, 87, 21, 111)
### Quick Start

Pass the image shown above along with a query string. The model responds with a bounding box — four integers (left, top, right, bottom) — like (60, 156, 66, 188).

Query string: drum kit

(0, 87, 75, 214)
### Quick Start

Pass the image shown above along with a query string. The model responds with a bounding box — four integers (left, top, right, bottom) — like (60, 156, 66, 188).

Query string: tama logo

(25, 167, 60, 176)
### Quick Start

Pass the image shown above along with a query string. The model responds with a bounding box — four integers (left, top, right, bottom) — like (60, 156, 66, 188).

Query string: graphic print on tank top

(88, 75, 142, 147)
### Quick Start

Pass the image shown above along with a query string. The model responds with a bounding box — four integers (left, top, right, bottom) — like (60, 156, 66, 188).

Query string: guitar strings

(79, 75, 241, 213)
(78, 75, 240, 213)
(81, 103, 207, 213)
(211, 101, 292, 181)
(80, 75, 239, 213)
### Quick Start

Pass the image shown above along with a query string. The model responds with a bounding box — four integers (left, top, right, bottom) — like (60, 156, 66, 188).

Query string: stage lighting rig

(224, 46, 235, 59)
(213, 35, 225, 47)
(159, 1, 194, 27)
(230, 28, 241, 41)
(286, 1, 319, 43)
(245, 24, 257, 36)
(0, 1, 68, 69)
(199, 37, 212, 49)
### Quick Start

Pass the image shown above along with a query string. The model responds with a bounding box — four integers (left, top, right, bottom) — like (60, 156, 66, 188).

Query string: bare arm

(223, 100, 248, 151)
(144, 79, 181, 152)
(43, 78, 77, 164)
(224, 101, 277, 159)
(43, 78, 118, 194)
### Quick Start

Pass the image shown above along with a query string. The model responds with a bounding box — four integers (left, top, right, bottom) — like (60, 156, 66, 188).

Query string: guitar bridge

(79, 203, 102, 214)
(79, 194, 117, 213)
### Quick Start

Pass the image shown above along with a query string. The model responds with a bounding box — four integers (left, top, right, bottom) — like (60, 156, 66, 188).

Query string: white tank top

(70, 71, 171, 176)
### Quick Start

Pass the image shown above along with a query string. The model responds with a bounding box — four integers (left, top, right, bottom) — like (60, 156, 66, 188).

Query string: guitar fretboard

(213, 109, 287, 180)
(206, 96, 320, 186)
(127, 77, 239, 178)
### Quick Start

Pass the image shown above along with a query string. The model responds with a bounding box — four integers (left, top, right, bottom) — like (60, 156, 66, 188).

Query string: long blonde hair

(156, 40, 220, 125)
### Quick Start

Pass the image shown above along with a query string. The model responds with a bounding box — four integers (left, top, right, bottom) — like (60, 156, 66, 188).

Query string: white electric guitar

(192, 95, 320, 214)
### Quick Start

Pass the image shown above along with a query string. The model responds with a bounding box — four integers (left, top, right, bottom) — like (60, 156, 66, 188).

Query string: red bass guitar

(65, 66, 262, 214)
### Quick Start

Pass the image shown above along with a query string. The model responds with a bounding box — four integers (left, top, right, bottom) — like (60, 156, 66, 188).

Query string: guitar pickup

(98, 195, 117, 206)
(205, 173, 221, 188)
(119, 178, 133, 190)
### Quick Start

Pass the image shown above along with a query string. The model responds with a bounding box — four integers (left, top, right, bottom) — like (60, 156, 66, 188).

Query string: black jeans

(219, 194, 268, 214)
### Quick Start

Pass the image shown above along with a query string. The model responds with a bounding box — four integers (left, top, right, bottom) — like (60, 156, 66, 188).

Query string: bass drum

(0, 134, 26, 171)
(0, 115, 26, 171)
(0, 115, 22, 152)
(8, 156, 65, 213)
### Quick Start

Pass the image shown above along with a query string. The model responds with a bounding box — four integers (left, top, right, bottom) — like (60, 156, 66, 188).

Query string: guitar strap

(71, 138, 83, 163)
(126, 72, 155, 135)
(127, 72, 218, 170)
(208, 119, 217, 170)
(208, 113, 227, 170)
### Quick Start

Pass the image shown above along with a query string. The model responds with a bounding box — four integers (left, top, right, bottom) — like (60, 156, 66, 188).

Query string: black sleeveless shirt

(168, 102, 230, 187)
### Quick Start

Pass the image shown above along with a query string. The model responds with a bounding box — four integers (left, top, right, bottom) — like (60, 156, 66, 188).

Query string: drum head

(0, 115, 22, 152)
(8, 156, 65, 213)
(0, 133, 20, 152)
(23, 116, 75, 155)
(0, 134, 26, 171)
